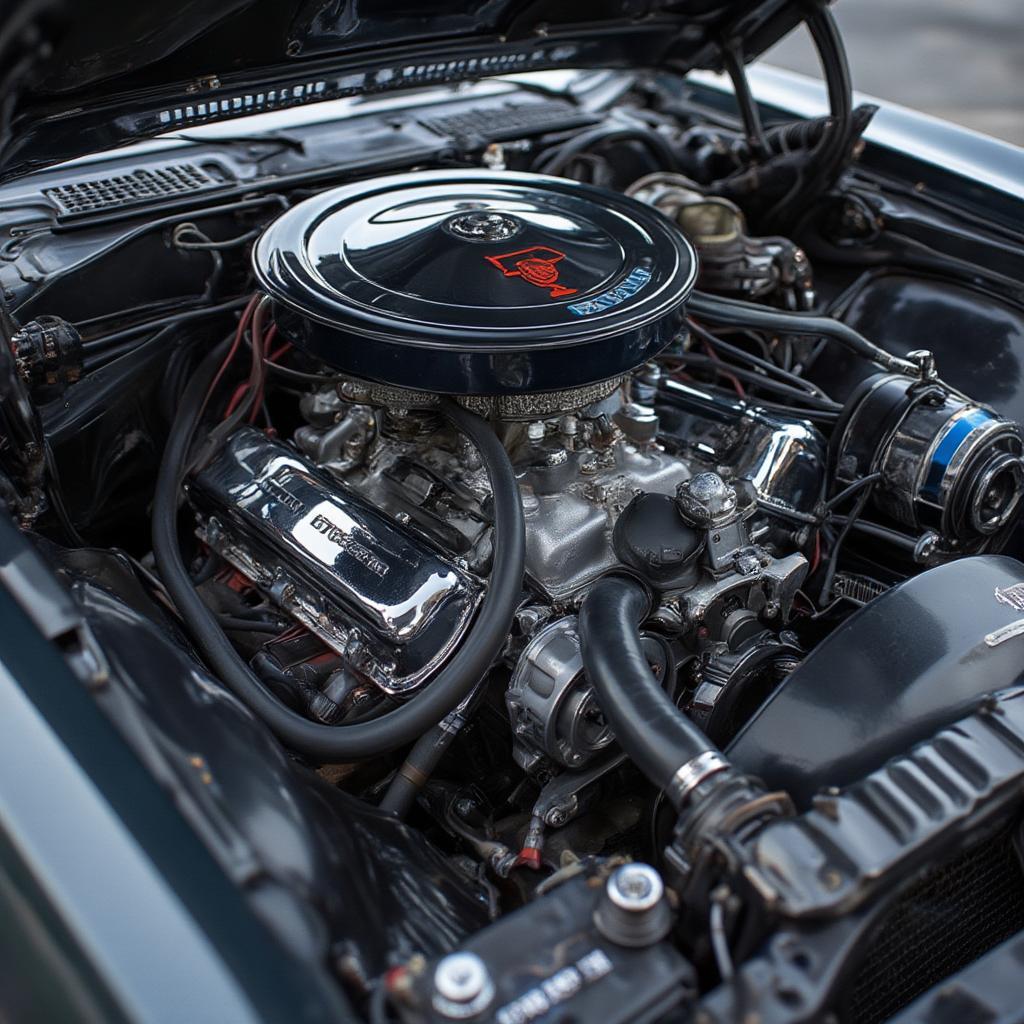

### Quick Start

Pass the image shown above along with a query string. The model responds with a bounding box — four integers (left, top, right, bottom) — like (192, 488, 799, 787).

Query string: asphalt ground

(765, 0, 1024, 146)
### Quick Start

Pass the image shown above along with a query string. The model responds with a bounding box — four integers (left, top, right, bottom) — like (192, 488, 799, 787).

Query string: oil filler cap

(613, 492, 704, 590)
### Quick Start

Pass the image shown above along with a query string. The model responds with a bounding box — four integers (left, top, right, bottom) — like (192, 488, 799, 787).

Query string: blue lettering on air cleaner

(567, 267, 652, 316)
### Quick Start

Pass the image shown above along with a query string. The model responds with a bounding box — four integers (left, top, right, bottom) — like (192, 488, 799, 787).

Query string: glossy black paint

(56, 551, 492, 982)
(728, 555, 1024, 808)
(0, 516, 352, 1022)
(0, 1, 809, 182)
(814, 274, 1024, 420)
(256, 170, 697, 394)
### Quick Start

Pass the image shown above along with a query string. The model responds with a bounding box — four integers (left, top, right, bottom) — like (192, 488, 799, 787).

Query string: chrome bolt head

(607, 863, 664, 912)
(432, 952, 494, 1019)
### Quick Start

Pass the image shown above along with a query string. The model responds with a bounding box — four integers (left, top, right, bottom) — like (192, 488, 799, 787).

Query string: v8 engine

(186, 172, 828, 771)
(6, 53, 1024, 1024)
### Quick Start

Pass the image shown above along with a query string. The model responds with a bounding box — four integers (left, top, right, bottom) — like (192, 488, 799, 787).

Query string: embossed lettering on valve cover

(310, 513, 389, 578)
(258, 466, 306, 513)
(188, 427, 481, 693)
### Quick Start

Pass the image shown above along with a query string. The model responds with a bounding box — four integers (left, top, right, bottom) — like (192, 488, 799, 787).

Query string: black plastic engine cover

(253, 170, 697, 395)
(728, 555, 1024, 808)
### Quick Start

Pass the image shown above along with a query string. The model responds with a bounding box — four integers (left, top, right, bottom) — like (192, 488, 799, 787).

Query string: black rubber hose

(687, 290, 917, 374)
(152, 342, 526, 761)
(535, 123, 679, 177)
(803, 2, 854, 189)
(379, 723, 459, 819)
(721, 41, 768, 159)
(579, 575, 721, 808)
(763, 2, 853, 226)
(379, 677, 487, 818)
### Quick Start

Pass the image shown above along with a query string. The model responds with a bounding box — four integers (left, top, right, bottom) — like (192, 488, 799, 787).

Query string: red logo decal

(484, 246, 577, 299)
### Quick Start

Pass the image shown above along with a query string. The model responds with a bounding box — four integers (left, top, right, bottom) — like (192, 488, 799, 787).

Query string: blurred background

(765, 0, 1023, 146)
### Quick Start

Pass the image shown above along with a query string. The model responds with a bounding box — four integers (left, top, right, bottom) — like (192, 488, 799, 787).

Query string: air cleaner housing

(253, 170, 697, 396)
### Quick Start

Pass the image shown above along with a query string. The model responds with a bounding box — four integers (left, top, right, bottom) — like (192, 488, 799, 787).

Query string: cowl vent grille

(44, 163, 229, 218)
(419, 99, 596, 141)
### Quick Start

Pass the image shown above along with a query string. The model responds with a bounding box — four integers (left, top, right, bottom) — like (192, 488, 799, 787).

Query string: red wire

(262, 323, 278, 354)
(247, 323, 280, 423)
(701, 338, 746, 398)
(224, 381, 250, 418)
(203, 294, 259, 416)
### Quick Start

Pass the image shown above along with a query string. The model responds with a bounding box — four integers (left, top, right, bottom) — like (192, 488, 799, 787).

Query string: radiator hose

(152, 340, 526, 762)
(579, 573, 792, 891)
(578, 574, 730, 810)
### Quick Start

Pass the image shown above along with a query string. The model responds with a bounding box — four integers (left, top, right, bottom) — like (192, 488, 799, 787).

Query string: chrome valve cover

(188, 427, 482, 694)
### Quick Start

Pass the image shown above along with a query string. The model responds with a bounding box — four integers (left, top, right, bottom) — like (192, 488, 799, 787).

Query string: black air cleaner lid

(254, 170, 697, 395)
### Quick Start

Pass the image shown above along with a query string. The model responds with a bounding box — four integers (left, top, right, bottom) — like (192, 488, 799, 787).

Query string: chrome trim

(670, 750, 730, 805)
(188, 427, 481, 694)
(606, 863, 664, 912)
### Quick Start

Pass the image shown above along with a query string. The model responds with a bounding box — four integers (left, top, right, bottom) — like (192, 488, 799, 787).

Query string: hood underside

(0, 0, 809, 182)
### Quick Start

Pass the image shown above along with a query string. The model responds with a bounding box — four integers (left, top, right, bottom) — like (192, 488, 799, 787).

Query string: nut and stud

(432, 952, 495, 1019)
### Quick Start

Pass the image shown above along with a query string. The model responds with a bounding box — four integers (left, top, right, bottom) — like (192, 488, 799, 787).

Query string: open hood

(0, 0, 810, 183)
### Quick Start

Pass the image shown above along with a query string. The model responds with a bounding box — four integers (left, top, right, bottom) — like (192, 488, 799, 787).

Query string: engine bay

(4, 40, 1024, 1024)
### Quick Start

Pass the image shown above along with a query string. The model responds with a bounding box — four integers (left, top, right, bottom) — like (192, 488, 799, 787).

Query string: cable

(152, 353, 525, 761)
(830, 515, 919, 553)
(720, 41, 768, 159)
(687, 319, 834, 401)
(12, 195, 286, 317)
(658, 377, 841, 425)
(368, 982, 393, 1024)
(533, 118, 679, 177)
(762, 1, 853, 226)
(824, 472, 883, 511)
(264, 361, 339, 384)
(687, 290, 917, 374)
(199, 294, 259, 422)
(76, 296, 207, 332)
(662, 353, 840, 409)
(171, 223, 262, 251)
(82, 297, 253, 352)
(709, 898, 735, 982)
(216, 616, 286, 634)
(803, 2, 854, 186)
(818, 480, 875, 604)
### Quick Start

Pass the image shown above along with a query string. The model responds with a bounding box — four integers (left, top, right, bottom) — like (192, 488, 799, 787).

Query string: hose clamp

(669, 750, 730, 806)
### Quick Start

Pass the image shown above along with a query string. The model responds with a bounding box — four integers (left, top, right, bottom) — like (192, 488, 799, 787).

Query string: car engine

(3, 32, 1024, 1024)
